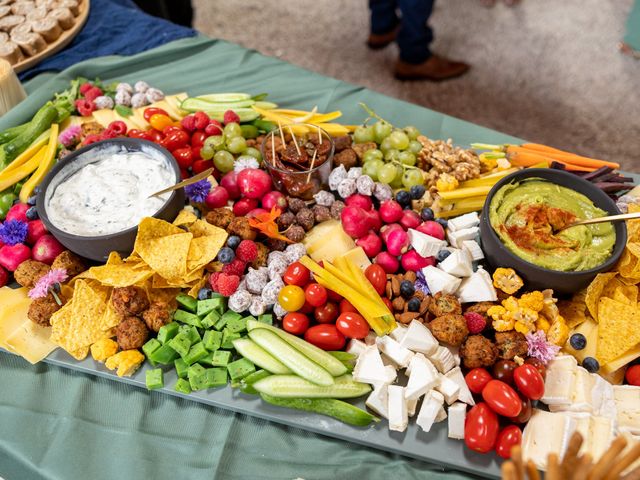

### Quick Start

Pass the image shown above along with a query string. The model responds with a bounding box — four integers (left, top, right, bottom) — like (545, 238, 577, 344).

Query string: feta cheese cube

(445, 345, 461, 366)
(422, 266, 462, 295)
(456, 266, 497, 303)
(409, 229, 447, 258)
(429, 345, 456, 373)
(400, 319, 438, 355)
(389, 324, 408, 343)
(445, 366, 475, 405)
(376, 336, 414, 368)
(366, 383, 389, 419)
(405, 353, 439, 400)
(353, 346, 392, 385)
(416, 390, 444, 433)
(461, 240, 484, 261)
(407, 397, 418, 417)
(447, 402, 467, 440)
(364, 331, 377, 346)
(438, 249, 473, 277)
(388, 385, 408, 432)
(435, 406, 447, 423)
(436, 373, 461, 404)
(346, 339, 367, 357)
(447, 226, 479, 248)
(447, 212, 479, 232)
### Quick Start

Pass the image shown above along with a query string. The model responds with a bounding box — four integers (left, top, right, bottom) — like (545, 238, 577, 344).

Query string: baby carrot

(517, 144, 620, 169)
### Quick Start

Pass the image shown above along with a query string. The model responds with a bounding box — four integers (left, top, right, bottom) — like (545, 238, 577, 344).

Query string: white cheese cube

(447, 212, 479, 232)
(400, 319, 438, 355)
(588, 416, 615, 462)
(422, 266, 462, 295)
(614, 385, 640, 434)
(429, 345, 456, 373)
(405, 353, 439, 400)
(388, 385, 408, 432)
(364, 331, 377, 346)
(591, 373, 616, 419)
(383, 365, 398, 384)
(353, 346, 392, 385)
(447, 402, 467, 440)
(565, 413, 591, 457)
(408, 229, 447, 258)
(389, 324, 408, 343)
(416, 390, 444, 433)
(447, 227, 479, 249)
(542, 355, 578, 406)
(346, 339, 367, 357)
(521, 410, 577, 471)
(461, 239, 484, 261)
(445, 366, 475, 405)
(436, 373, 461, 405)
(365, 383, 389, 419)
(435, 405, 447, 423)
(456, 266, 497, 303)
(407, 397, 418, 417)
(438, 249, 473, 277)
(376, 336, 414, 369)
(445, 345, 461, 366)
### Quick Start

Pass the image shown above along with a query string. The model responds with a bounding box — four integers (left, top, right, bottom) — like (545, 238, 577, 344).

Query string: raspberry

(464, 311, 487, 334)
(209, 272, 222, 290)
(181, 115, 197, 132)
(194, 111, 210, 130)
(216, 273, 240, 296)
(84, 86, 103, 102)
(223, 110, 240, 124)
(236, 240, 258, 262)
(79, 82, 94, 95)
(75, 99, 96, 117)
(222, 258, 246, 276)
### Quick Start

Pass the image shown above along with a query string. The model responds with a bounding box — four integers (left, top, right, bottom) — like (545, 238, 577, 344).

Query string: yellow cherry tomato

(278, 285, 305, 312)
(149, 113, 174, 131)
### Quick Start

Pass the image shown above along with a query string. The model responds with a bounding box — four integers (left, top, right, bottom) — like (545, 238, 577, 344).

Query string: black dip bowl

(479, 168, 627, 294)
(36, 138, 185, 262)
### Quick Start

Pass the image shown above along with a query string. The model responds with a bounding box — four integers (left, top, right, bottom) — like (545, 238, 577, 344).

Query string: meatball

(14, 260, 50, 288)
(205, 208, 234, 229)
(111, 286, 149, 317)
(51, 251, 86, 278)
(429, 313, 469, 347)
(28, 293, 63, 327)
(116, 316, 149, 350)
(460, 335, 498, 369)
(464, 302, 496, 317)
(142, 302, 172, 332)
(429, 292, 462, 317)
(495, 331, 529, 360)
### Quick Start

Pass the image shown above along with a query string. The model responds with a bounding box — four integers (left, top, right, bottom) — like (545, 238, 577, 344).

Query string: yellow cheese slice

(0, 286, 31, 351)
(563, 317, 598, 363)
(603, 344, 640, 374)
(91, 108, 117, 128)
(339, 247, 371, 270)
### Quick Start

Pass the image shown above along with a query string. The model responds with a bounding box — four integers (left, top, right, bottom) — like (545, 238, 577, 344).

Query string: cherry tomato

(180, 168, 189, 180)
(464, 402, 499, 454)
(626, 365, 640, 386)
(282, 312, 310, 335)
(513, 364, 545, 400)
(305, 283, 328, 308)
(314, 302, 338, 324)
(336, 312, 369, 339)
(191, 131, 207, 147)
(191, 146, 202, 160)
(162, 125, 183, 137)
(172, 147, 194, 169)
(365, 264, 387, 295)
(382, 297, 393, 311)
(339, 299, 358, 313)
(278, 285, 305, 312)
(492, 359, 517, 385)
(482, 380, 522, 418)
(524, 357, 547, 380)
(508, 394, 532, 424)
(143, 107, 169, 122)
(192, 159, 213, 175)
(298, 300, 315, 315)
(304, 324, 345, 350)
(495, 425, 522, 459)
(465, 368, 493, 394)
(164, 130, 190, 151)
(205, 122, 223, 136)
(283, 262, 310, 287)
(194, 111, 210, 130)
(148, 129, 164, 143)
(128, 129, 153, 141)
(149, 113, 174, 131)
(326, 289, 343, 303)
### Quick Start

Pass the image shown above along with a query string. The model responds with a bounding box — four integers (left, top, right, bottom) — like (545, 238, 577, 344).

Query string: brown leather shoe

(394, 55, 470, 81)
(367, 27, 398, 50)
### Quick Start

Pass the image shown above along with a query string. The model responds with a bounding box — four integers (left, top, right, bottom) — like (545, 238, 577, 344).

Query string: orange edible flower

(248, 207, 293, 243)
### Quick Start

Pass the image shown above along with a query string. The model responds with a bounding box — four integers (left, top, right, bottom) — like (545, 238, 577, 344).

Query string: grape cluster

(199, 123, 262, 173)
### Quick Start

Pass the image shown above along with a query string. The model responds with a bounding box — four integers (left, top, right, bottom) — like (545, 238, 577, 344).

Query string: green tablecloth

(0, 37, 519, 480)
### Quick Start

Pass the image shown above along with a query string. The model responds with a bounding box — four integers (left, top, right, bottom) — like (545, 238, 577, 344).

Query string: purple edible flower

(58, 125, 82, 147)
(0, 219, 28, 246)
(414, 269, 430, 295)
(28, 268, 68, 300)
(526, 330, 561, 364)
(185, 179, 211, 204)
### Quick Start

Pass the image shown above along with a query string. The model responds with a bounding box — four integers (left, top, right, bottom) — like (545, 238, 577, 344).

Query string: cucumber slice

(246, 320, 347, 377)
(252, 374, 370, 399)
(195, 99, 257, 109)
(248, 329, 334, 386)
(196, 93, 251, 103)
(232, 338, 292, 374)
(253, 101, 278, 110)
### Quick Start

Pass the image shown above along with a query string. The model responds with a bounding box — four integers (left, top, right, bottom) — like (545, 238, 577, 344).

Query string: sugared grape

(223, 122, 242, 138)
(378, 163, 397, 184)
(402, 168, 424, 188)
(404, 126, 421, 140)
(373, 121, 392, 143)
(227, 136, 247, 154)
(388, 130, 410, 150)
(409, 140, 423, 154)
(353, 125, 375, 144)
(200, 144, 214, 160)
(214, 150, 235, 173)
(398, 151, 416, 166)
(362, 148, 384, 163)
(244, 147, 262, 161)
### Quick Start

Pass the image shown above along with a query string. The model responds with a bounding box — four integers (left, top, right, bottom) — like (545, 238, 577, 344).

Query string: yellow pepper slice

(19, 124, 59, 203)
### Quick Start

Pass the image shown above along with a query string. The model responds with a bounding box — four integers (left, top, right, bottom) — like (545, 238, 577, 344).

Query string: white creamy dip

(46, 144, 176, 236)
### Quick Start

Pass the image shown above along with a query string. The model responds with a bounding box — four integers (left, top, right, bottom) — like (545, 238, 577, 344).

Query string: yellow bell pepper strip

(437, 185, 493, 201)
(19, 124, 59, 203)
(0, 144, 47, 193)
(0, 129, 50, 176)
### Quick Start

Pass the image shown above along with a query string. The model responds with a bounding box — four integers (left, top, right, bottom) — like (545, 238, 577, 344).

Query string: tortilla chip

(86, 264, 154, 287)
(619, 275, 640, 285)
(187, 236, 227, 272)
(147, 287, 180, 306)
(585, 272, 618, 321)
(68, 346, 90, 361)
(558, 300, 587, 329)
(136, 232, 192, 280)
(612, 285, 638, 305)
(187, 276, 208, 299)
(101, 300, 122, 331)
(602, 276, 624, 299)
(173, 209, 198, 227)
(106, 252, 124, 265)
(627, 204, 640, 242)
(596, 297, 640, 364)
(134, 217, 184, 251)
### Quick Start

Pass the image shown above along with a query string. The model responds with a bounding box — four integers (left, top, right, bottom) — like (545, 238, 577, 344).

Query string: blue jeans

(369, 0, 435, 64)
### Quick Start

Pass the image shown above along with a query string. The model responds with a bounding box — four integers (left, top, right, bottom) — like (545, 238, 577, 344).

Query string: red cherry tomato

(191, 131, 207, 147)
(192, 159, 213, 175)
(128, 128, 151, 140)
(508, 394, 532, 424)
(482, 380, 522, 418)
(339, 299, 358, 314)
(464, 402, 499, 454)
(314, 302, 338, 324)
(495, 425, 522, 459)
(465, 368, 493, 394)
(513, 364, 545, 400)
(382, 297, 393, 311)
(304, 324, 346, 350)
(283, 262, 310, 287)
(305, 283, 328, 308)
(143, 107, 170, 122)
(164, 130, 190, 151)
(492, 360, 517, 385)
(191, 146, 202, 160)
(162, 125, 183, 136)
(524, 357, 547, 380)
(365, 264, 387, 295)
(336, 312, 370, 339)
(172, 147, 194, 169)
(148, 129, 164, 143)
(626, 365, 640, 386)
(326, 289, 343, 303)
(298, 300, 315, 315)
(282, 312, 310, 336)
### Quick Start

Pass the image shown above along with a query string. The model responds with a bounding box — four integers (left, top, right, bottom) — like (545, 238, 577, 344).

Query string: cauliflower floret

(518, 291, 545, 312)
(535, 315, 551, 333)
(540, 289, 560, 320)
(514, 322, 532, 335)
(547, 316, 569, 346)
(488, 305, 515, 332)
(492, 268, 523, 295)
(105, 350, 144, 377)
(436, 173, 459, 192)
(502, 296, 520, 312)
(91, 338, 118, 362)
(512, 307, 538, 326)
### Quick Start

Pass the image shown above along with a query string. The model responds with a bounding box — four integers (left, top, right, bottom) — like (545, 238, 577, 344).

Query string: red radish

(204, 122, 223, 136)
(0, 243, 31, 271)
(385, 228, 410, 256)
(205, 186, 229, 209)
(401, 250, 436, 271)
(237, 168, 273, 199)
(364, 209, 382, 231)
(181, 115, 197, 132)
(0, 265, 7, 287)
(233, 198, 259, 216)
(340, 205, 370, 239)
(379, 200, 403, 223)
(5, 203, 29, 223)
(220, 171, 241, 199)
(380, 223, 403, 244)
(262, 191, 287, 211)
(400, 210, 421, 230)
(26, 220, 48, 245)
(356, 232, 382, 257)
(32, 234, 64, 265)
(224, 110, 241, 124)
(416, 220, 445, 240)
(374, 251, 399, 274)
(194, 111, 210, 130)
(345, 194, 373, 211)
(247, 208, 268, 218)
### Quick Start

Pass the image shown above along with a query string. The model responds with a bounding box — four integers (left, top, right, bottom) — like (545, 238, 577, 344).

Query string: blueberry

(436, 249, 451, 262)
(410, 185, 426, 200)
(399, 280, 415, 298)
(197, 287, 212, 300)
(227, 235, 241, 250)
(582, 357, 600, 373)
(407, 297, 421, 312)
(396, 190, 411, 207)
(420, 207, 434, 221)
(27, 195, 37, 206)
(25, 206, 38, 220)
(436, 218, 448, 229)
(569, 333, 586, 350)
(217, 246, 235, 264)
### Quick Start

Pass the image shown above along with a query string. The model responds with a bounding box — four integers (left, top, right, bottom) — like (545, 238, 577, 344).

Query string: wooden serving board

(13, 0, 90, 73)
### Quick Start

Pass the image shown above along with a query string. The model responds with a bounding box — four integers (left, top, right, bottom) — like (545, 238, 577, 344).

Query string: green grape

(205, 135, 225, 150)
(390, 166, 405, 189)
(244, 147, 262, 161)
(398, 151, 416, 166)
(226, 136, 247, 154)
(240, 124, 259, 139)
(402, 168, 425, 188)
(200, 144, 215, 160)
(404, 126, 421, 140)
(379, 136, 394, 154)
(362, 148, 383, 163)
(384, 148, 400, 162)
(362, 159, 383, 181)
(388, 130, 410, 150)
(353, 125, 375, 144)
(214, 150, 235, 173)
(409, 140, 422, 154)
(223, 122, 242, 138)
(373, 121, 393, 143)
(378, 163, 397, 184)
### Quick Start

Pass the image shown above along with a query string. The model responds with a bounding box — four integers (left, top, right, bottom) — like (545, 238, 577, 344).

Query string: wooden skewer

(573, 454, 593, 480)
(588, 436, 628, 480)
(271, 133, 276, 166)
(288, 126, 301, 156)
(277, 121, 286, 147)
(547, 454, 561, 480)
(511, 446, 525, 480)
(501, 462, 518, 480)
(525, 460, 540, 480)
(561, 432, 584, 478)
(306, 149, 317, 184)
(317, 125, 323, 145)
(604, 442, 640, 480)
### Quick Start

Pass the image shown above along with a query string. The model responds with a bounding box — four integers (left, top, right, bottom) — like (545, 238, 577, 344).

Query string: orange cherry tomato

(149, 113, 174, 131)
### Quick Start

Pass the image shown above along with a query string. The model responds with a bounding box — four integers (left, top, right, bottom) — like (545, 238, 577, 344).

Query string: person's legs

(396, 0, 435, 64)
(369, 0, 400, 35)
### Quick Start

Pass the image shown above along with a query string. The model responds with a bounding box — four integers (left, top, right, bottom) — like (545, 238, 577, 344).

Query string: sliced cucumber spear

(252, 374, 371, 399)
(232, 337, 292, 375)
(196, 93, 251, 103)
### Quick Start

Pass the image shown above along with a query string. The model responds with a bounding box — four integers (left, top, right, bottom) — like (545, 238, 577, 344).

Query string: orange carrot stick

(514, 145, 620, 169)
(506, 149, 595, 171)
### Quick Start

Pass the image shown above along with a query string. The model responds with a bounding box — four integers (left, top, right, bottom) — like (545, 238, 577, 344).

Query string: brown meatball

(14, 260, 50, 288)
(251, 242, 269, 269)
(495, 331, 529, 360)
(464, 302, 496, 317)
(205, 208, 235, 229)
(116, 316, 149, 350)
(333, 149, 358, 169)
(333, 135, 353, 151)
(227, 217, 257, 240)
(51, 251, 86, 278)
(460, 335, 498, 369)
(142, 302, 172, 332)
(429, 292, 462, 317)
(28, 293, 63, 327)
(111, 286, 149, 317)
(429, 313, 469, 346)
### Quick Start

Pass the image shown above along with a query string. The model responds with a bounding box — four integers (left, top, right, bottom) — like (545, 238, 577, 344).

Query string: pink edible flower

(58, 125, 82, 147)
(28, 268, 68, 299)
(526, 330, 561, 364)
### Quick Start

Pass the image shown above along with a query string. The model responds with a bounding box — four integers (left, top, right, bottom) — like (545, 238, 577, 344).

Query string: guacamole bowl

(479, 168, 627, 294)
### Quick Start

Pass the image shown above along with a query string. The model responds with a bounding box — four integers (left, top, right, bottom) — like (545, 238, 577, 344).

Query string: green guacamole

(489, 179, 615, 271)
